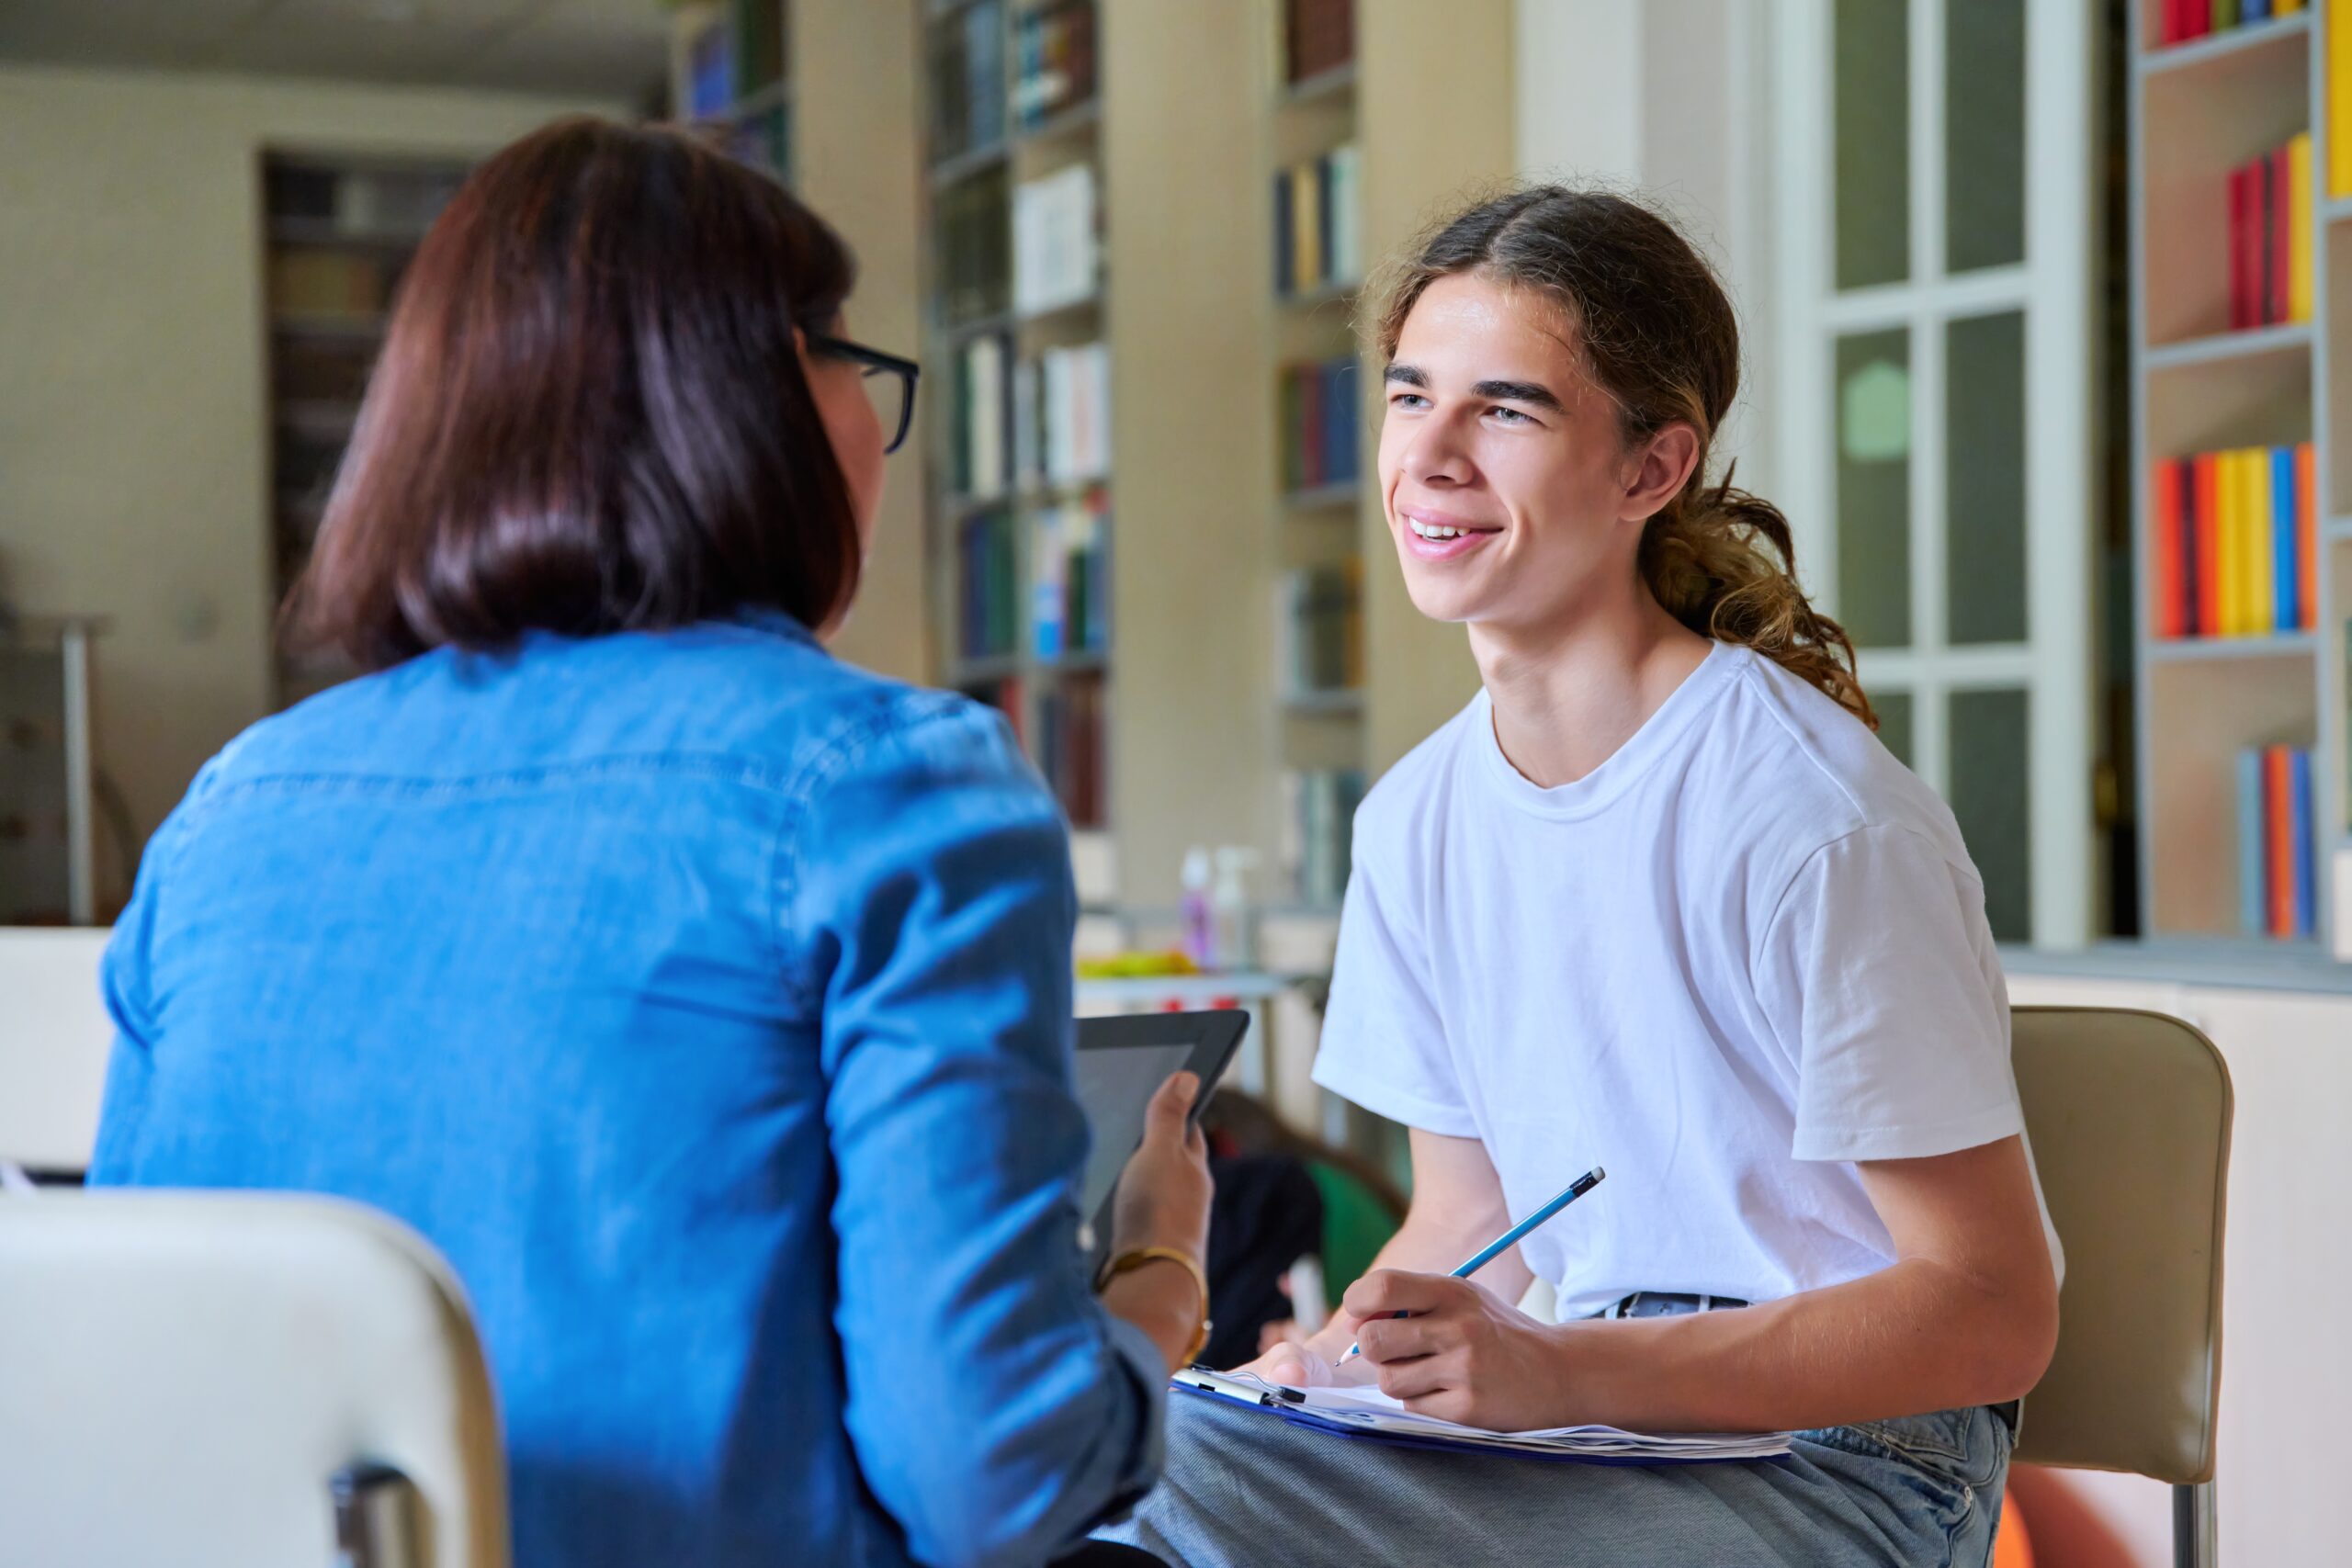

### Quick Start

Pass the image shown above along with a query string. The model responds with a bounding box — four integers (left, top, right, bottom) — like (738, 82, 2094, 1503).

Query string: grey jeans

(1097, 1393, 2012, 1567)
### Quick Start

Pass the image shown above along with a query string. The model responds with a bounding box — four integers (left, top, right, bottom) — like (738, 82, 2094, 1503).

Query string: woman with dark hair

(90, 118, 1207, 1568)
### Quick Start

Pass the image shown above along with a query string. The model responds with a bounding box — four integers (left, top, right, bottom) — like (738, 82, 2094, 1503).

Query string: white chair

(0, 925, 115, 1171)
(0, 1190, 509, 1567)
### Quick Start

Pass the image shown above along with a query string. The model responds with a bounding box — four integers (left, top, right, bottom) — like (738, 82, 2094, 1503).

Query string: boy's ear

(1623, 423, 1702, 523)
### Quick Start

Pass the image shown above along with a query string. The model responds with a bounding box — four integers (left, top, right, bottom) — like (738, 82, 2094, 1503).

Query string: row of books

(1015, 0, 1096, 130)
(1281, 562, 1364, 694)
(2154, 0, 2306, 46)
(268, 250, 397, 320)
(928, 0, 1007, 161)
(2147, 444, 2316, 639)
(1031, 493, 1112, 660)
(675, 3, 784, 121)
(1283, 0, 1355, 84)
(1039, 675, 1108, 828)
(951, 338, 1113, 498)
(1281, 357, 1363, 495)
(1281, 768, 1365, 909)
(1272, 144, 1362, 299)
(2235, 744, 2317, 940)
(956, 499, 1114, 662)
(937, 167, 1012, 325)
(1013, 164, 1099, 317)
(2225, 134, 2312, 332)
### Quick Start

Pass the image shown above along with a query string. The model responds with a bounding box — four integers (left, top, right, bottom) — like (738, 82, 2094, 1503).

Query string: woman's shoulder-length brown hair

(288, 116, 861, 671)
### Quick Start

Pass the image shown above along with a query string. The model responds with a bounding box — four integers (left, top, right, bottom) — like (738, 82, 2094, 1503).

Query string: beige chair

(2010, 1006, 2232, 1568)
(0, 1190, 509, 1568)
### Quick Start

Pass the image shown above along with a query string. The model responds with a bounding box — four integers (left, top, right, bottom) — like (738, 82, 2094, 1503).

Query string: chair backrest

(0, 1190, 509, 1568)
(2009, 1006, 2231, 1483)
(0, 926, 114, 1169)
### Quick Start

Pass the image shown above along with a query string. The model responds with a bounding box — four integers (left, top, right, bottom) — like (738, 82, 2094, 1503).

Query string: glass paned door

(1775, 0, 2097, 947)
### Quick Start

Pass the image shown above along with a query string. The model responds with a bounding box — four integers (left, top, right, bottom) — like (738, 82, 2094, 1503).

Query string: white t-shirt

(1314, 641, 2063, 1318)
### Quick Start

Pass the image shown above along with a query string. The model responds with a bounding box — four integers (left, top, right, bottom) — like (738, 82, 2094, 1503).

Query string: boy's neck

(1470, 594, 1714, 789)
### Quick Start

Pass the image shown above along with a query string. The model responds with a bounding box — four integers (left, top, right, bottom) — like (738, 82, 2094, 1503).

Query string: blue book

(1325, 357, 1359, 485)
(2272, 446, 2299, 633)
(2292, 747, 2316, 937)
(2238, 748, 2268, 937)
(2245, 0, 2272, 20)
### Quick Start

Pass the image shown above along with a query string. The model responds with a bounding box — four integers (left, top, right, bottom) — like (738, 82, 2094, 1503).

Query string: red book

(2270, 146, 2292, 328)
(2267, 745, 2295, 938)
(2228, 164, 2250, 330)
(2193, 452, 2222, 637)
(2154, 458, 2186, 639)
(2297, 441, 2318, 631)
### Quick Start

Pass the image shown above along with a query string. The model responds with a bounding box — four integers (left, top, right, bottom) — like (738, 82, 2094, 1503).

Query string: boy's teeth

(1413, 521, 1464, 539)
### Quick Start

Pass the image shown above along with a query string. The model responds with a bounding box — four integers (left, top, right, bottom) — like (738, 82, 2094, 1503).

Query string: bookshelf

(669, 1, 795, 181)
(922, 0, 1114, 865)
(261, 152, 469, 706)
(2131, 0, 2352, 954)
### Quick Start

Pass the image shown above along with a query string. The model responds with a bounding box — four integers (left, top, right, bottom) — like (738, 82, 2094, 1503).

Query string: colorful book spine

(2290, 133, 2314, 321)
(2297, 441, 2318, 631)
(2270, 445, 2297, 636)
(2292, 746, 2317, 936)
(2154, 458, 2186, 640)
(2194, 452, 2222, 637)
(2335, 0, 2352, 197)
(2238, 748, 2268, 936)
(2249, 446, 2277, 634)
(2267, 745, 2294, 938)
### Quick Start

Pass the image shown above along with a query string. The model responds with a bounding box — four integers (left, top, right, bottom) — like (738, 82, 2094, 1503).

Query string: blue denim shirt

(91, 611, 1163, 1568)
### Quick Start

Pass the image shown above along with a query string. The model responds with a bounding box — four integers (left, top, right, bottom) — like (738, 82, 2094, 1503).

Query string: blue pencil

(1341, 1166, 1605, 1362)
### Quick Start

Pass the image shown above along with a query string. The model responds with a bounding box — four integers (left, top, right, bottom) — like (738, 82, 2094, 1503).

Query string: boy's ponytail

(1371, 185, 1875, 729)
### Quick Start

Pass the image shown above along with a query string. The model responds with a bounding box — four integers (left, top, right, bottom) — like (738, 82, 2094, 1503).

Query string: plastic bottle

(1211, 846, 1261, 972)
(1180, 847, 1216, 968)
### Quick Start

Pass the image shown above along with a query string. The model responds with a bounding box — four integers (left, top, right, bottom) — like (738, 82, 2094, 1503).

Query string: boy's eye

(1390, 392, 1430, 410)
(1490, 406, 1532, 425)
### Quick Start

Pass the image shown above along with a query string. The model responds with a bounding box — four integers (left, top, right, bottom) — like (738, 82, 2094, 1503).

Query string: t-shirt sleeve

(1755, 821, 2026, 1163)
(1311, 840, 1479, 1138)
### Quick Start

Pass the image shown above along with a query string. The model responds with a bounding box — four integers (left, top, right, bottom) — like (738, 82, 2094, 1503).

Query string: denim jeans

(1100, 1394, 2012, 1567)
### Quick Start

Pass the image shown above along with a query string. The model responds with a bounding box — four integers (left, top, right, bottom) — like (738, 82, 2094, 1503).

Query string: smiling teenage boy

(1100, 186, 2059, 1568)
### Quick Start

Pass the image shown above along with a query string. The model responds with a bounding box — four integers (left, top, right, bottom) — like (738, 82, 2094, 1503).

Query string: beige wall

(0, 65, 619, 904)
(791, 3, 927, 686)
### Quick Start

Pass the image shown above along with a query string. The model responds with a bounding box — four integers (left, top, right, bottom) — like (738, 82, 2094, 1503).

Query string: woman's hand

(1342, 1269, 1571, 1431)
(1108, 1071, 1212, 1261)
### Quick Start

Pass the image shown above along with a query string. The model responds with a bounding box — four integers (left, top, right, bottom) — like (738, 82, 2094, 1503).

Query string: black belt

(1602, 1291, 1748, 1319)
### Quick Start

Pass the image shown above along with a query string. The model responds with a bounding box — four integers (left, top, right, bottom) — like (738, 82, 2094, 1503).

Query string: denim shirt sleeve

(788, 694, 1164, 1568)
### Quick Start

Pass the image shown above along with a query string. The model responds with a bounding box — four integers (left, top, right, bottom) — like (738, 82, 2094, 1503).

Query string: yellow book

(2291, 133, 2315, 322)
(2248, 446, 2277, 635)
(2281, 0, 2304, 14)
(2334, 0, 2352, 198)
(1290, 164, 1322, 291)
(2212, 450, 2236, 637)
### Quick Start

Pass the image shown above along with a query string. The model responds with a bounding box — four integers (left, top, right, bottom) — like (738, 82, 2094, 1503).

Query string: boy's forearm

(1548, 1257, 2054, 1433)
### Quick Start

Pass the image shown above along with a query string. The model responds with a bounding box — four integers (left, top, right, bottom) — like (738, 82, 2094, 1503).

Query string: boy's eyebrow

(1382, 362, 1566, 414)
(1471, 378, 1566, 413)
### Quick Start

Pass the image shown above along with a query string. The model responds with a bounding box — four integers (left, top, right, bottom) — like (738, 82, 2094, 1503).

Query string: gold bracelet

(1098, 1246, 1213, 1367)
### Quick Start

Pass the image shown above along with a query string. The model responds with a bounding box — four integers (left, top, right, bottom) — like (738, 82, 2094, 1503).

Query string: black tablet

(1071, 1009, 1250, 1254)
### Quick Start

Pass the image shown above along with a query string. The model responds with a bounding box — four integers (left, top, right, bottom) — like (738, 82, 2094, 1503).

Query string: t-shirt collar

(1472, 641, 1745, 821)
